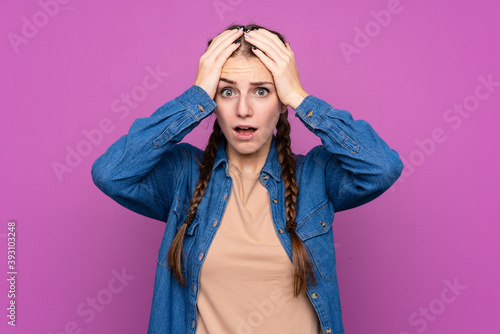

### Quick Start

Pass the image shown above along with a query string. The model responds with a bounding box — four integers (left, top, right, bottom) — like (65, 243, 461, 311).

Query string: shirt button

(307, 110, 314, 118)
(198, 252, 204, 261)
(263, 175, 268, 180)
(223, 193, 228, 200)
(193, 285, 197, 293)
(311, 293, 318, 299)
(326, 329, 332, 333)
(213, 220, 218, 227)
(192, 320, 195, 328)
(278, 228, 284, 234)
(320, 221, 326, 227)
(272, 198, 278, 204)
(198, 104, 205, 112)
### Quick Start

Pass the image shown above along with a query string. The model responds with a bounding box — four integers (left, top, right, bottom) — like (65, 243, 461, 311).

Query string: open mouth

(234, 126, 257, 135)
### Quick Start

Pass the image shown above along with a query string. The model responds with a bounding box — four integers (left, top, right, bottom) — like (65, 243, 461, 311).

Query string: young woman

(92, 24, 404, 334)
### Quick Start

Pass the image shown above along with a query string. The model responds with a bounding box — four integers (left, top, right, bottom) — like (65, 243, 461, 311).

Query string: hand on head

(194, 27, 244, 100)
(242, 28, 308, 109)
(194, 25, 308, 109)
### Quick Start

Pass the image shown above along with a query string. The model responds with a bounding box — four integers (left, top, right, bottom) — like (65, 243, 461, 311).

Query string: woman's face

(215, 56, 285, 160)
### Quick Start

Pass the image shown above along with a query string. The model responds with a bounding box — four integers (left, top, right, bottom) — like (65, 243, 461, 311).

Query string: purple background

(1, 0, 499, 333)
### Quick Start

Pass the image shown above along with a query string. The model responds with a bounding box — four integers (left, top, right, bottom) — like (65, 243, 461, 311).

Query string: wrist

(193, 83, 215, 101)
(288, 90, 309, 110)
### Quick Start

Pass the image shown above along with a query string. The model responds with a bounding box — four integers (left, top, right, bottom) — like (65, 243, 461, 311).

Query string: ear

(280, 103, 288, 114)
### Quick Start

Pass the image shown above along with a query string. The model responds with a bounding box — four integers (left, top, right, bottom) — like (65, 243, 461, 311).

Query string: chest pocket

(295, 199, 337, 281)
(157, 196, 199, 270)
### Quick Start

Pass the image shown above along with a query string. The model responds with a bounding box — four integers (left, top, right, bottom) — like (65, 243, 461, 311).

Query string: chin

(229, 141, 262, 156)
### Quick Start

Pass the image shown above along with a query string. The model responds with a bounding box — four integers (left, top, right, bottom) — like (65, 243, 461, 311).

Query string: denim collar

(213, 135, 282, 183)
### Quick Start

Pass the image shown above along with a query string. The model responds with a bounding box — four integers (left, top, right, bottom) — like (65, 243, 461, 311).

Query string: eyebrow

(219, 77, 274, 86)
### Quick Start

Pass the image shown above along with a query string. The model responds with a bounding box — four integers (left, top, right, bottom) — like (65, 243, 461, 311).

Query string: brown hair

(168, 23, 316, 296)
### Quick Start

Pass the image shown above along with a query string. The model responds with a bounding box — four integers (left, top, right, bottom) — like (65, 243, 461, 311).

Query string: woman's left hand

(243, 29, 309, 110)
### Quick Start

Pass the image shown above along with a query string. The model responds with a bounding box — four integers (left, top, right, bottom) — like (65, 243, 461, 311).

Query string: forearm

(294, 94, 404, 211)
(91, 85, 216, 220)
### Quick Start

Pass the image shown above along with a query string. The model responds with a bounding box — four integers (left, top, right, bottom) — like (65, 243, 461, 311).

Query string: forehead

(220, 57, 274, 83)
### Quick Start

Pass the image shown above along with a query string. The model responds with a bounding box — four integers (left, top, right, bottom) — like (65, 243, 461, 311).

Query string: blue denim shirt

(91, 85, 404, 334)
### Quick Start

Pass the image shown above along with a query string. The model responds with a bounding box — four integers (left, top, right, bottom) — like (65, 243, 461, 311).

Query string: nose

(235, 95, 253, 118)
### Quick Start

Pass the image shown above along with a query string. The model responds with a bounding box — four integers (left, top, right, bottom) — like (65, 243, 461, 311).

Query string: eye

(220, 88, 234, 97)
(219, 87, 270, 98)
(256, 88, 269, 96)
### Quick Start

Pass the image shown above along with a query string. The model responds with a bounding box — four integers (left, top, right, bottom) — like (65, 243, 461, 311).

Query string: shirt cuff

(294, 95, 333, 130)
(174, 85, 217, 121)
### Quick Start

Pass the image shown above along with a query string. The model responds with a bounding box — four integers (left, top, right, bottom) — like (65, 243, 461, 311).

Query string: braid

(276, 110, 317, 296)
(167, 120, 223, 286)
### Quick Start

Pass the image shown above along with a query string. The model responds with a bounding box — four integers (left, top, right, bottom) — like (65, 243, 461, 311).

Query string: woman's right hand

(194, 27, 244, 100)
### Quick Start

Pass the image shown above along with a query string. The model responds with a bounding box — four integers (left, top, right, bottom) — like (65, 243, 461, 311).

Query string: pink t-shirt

(196, 161, 321, 334)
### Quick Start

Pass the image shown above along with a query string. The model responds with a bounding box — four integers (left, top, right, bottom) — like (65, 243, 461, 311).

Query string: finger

(213, 38, 242, 68)
(204, 29, 243, 60)
(285, 42, 295, 57)
(258, 29, 290, 55)
(250, 47, 278, 74)
(247, 37, 285, 69)
(206, 28, 238, 52)
(244, 31, 289, 64)
(246, 29, 289, 59)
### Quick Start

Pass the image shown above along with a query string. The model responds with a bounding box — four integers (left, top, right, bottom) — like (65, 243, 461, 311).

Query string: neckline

(227, 160, 261, 179)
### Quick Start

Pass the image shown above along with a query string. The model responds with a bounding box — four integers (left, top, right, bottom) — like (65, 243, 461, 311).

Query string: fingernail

(251, 46, 256, 50)
(237, 26, 244, 32)
(233, 39, 241, 44)
(244, 28, 250, 33)
(250, 27, 259, 31)
(244, 33, 250, 39)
